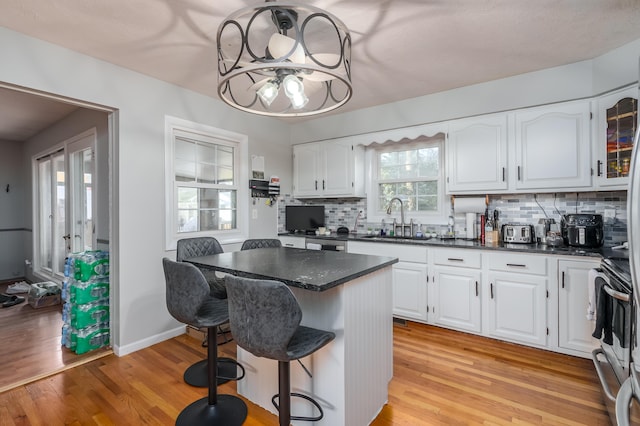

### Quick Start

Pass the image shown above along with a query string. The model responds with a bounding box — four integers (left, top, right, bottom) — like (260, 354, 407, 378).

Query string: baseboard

(112, 325, 185, 356)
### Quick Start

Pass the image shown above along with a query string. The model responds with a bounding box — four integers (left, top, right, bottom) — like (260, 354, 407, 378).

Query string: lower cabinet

(485, 271, 548, 346)
(432, 267, 482, 333)
(393, 262, 428, 321)
(558, 259, 600, 354)
(347, 241, 428, 321)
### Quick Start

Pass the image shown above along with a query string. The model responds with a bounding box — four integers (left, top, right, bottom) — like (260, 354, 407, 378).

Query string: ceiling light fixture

(216, 1, 352, 117)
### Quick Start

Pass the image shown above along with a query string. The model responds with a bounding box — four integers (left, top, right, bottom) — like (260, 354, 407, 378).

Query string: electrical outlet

(252, 209, 258, 219)
(604, 208, 616, 219)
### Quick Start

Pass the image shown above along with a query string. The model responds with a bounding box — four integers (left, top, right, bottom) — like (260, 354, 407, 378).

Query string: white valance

(327, 121, 448, 147)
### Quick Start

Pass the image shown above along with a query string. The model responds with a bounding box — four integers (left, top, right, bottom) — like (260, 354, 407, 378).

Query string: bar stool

(240, 238, 282, 250)
(225, 275, 335, 426)
(163, 258, 247, 426)
(176, 237, 236, 387)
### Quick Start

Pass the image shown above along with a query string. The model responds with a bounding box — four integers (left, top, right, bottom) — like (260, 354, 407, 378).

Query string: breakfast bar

(188, 247, 398, 426)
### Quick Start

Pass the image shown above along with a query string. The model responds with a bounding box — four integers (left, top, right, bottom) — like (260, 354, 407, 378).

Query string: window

(367, 136, 446, 223)
(166, 117, 248, 249)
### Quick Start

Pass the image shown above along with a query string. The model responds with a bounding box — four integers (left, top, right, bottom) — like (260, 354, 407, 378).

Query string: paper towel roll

(454, 197, 487, 214)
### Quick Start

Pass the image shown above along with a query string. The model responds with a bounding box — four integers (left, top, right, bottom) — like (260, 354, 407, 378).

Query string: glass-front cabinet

(595, 86, 638, 189)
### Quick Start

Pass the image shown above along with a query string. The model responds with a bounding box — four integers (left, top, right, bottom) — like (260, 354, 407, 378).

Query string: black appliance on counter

(562, 214, 604, 248)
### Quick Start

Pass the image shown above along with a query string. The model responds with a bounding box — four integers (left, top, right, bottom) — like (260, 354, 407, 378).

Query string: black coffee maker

(561, 214, 604, 248)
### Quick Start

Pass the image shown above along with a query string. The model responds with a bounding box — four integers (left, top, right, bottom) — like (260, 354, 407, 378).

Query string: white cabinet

(292, 139, 365, 198)
(485, 253, 548, 347)
(447, 113, 508, 193)
(279, 235, 306, 248)
(393, 262, 428, 321)
(430, 249, 482, 333)
(348, 241, 428, 321)
(593, 86, 638, 189)
(558, 259, 600, 354)
(514, 100, 592, 191)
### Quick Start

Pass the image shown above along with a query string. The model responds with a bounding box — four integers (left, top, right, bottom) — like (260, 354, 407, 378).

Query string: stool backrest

(177, 237, 224, 261)
(226, 275, 302, 361)
(240, 239, 282, 250)
(162, 258, 210, 325)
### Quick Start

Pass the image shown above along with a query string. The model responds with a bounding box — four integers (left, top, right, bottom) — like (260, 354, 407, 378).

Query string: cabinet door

(486, 272, 547, 346)
(594, 86, 638, 189)
(432, 267, 482, 333)
(392, 262, 428, 321)
(514, 100, 592, 190)
(279, 236, 306, 249)
(447, 114, 508, 193)
(322, 139, 353, 196)
(558, 260, 600, 354)
(293, 143, 321, 197)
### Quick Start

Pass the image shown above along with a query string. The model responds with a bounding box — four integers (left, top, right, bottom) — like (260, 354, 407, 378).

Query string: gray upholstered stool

(240, 238, 282, 250)
(163, 258, 247, 426)
(176, 237, 235, 387)
(226, 275, 335, 426)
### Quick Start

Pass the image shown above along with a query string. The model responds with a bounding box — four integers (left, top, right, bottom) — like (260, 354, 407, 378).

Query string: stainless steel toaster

(502, 224, 534, 244)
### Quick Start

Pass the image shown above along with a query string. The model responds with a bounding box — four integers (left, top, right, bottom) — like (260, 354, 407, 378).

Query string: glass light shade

(217, 2, 352, 117)
(257, 81, 279, 106)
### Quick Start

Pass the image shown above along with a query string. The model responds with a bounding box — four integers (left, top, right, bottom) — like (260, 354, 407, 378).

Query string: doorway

(0, 84, 115, 392)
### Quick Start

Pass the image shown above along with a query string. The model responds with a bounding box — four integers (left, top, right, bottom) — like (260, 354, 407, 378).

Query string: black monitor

(285, 205, 325, 233)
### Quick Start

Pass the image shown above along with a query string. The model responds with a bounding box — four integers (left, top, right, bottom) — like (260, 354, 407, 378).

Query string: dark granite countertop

(187, 247, 398, 292)
(280, 232, 628, 260)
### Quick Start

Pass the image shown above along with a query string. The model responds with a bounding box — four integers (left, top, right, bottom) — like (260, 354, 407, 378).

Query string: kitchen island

(188, 247, 398, 426)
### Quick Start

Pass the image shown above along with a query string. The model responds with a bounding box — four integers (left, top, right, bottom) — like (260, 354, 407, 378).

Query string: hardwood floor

(0, 281, 111, 393)
(0, 321, 610, 425)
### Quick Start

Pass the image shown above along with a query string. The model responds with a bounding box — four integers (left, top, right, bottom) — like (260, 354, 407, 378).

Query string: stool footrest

(272, 392, 324, 422)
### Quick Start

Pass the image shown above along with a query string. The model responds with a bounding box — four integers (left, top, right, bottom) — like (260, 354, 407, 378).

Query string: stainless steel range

(591, 256, 636, 424)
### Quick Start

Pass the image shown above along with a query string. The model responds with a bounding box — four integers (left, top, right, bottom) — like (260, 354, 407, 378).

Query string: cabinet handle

(315, 180, 318, 190)
(562, 271, 565, 288)
(506, 263, 527, 268)
(517, 166, 521, 181)
(597, 160, 602, 177)
(447, 257, 464, 262)
(322, 180, 325, 190)
(502, 167, 506, 182)
(475, 281, 479, 297)
(490, 283, 494, 299)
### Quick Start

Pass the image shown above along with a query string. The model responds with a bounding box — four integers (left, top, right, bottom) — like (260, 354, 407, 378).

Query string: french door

(35, 130, 96, 280)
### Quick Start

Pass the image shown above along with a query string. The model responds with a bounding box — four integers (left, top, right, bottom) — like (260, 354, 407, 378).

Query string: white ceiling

(2, 0, 640, 139)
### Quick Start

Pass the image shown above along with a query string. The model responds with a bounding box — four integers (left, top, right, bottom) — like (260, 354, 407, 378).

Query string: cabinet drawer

(487, 252, 546, 275)
(433, 249, 481, 269)
(279, 236, 306, 249)
(348, 241, 427, 263)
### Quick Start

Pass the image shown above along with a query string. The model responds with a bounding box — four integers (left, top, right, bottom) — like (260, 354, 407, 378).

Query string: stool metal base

(175, 394, 247, 426)
(183, 357, 240, 387)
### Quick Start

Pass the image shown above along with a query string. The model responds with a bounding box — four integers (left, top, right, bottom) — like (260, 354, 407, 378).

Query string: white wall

(0, 26, 291, 355)
(0, 139, 26, 281)
(290, 38, 640, 144)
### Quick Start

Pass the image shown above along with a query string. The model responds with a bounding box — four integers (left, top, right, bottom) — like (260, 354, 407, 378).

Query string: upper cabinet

(593, 86, 638, 189)
(446, 113, 508, 193)
(514, 100, 592, 191)
(447, 99, 593, 194)
(293, 139, 365, 198)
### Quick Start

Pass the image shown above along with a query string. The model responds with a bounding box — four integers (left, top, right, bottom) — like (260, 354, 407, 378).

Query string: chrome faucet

(386, 197, 413, 237)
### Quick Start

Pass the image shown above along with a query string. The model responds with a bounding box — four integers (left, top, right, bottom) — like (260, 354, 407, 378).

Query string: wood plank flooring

(0, 281, 111, 393)
(0, 321, 610, 425)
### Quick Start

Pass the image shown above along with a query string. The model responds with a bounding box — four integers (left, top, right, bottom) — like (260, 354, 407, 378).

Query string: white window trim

(365, 137, 448, 226)
(165, 116, 248, 250)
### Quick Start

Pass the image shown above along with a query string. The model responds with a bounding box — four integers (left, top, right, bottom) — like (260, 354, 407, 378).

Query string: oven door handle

(591, 348, 617, 402)
(603, 284, 630, 302)
(616, 363, 639, 426)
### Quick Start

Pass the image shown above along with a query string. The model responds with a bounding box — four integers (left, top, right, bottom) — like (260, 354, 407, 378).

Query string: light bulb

(256, 81, 279, 106)
(283, 75, 308, 109)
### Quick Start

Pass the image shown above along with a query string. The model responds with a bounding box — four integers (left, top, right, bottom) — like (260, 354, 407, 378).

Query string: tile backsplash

(278, 191, 628, 247)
